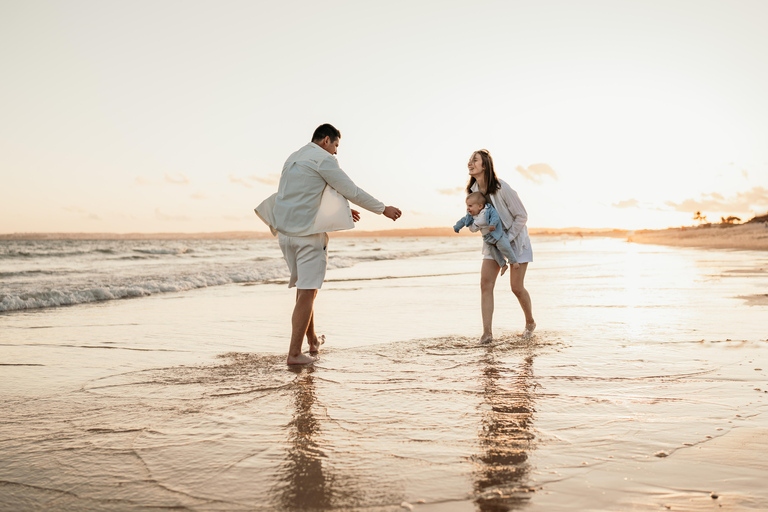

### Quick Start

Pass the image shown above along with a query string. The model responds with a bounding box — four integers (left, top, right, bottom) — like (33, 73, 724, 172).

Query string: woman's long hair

(466, 149, 501, 195)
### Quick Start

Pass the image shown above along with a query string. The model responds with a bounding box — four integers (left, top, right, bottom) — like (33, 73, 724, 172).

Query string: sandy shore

(2, 236, 768, 511)
(626, 223, 768, 251)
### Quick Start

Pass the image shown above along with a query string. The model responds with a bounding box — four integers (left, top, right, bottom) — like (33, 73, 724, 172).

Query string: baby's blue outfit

(454, 204, 518, 268)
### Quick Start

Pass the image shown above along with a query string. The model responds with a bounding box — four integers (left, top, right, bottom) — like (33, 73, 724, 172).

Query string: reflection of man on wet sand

(257, 124, 401, 365)
(276, 368, 330, 510)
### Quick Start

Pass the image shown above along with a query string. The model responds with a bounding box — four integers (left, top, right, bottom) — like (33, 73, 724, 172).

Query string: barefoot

(480, 332, 493, 344)
(308, 334, 325, 355)
(287, 353, 316, 365)
(500, 264, 508, 276)
(523, 322, 536, 338)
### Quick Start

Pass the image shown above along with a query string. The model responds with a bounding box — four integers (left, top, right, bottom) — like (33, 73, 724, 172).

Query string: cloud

(515, 163, 558, 183)
(63, 206, 101, 220)
(165, 173, 190, 185)
(229, 174, 253, 188)
(155, 208, 190, 222)
(437, 186, 465, 196)
(612, 198, 639, 208)
(665, 187, 768, 213)
(248, 174, 280, 186)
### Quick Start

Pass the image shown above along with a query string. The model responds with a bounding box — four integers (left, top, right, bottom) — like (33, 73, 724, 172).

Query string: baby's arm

(453, 213, 473, 233)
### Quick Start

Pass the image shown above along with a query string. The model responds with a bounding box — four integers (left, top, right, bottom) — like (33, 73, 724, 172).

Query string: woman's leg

(480, 258, 501, 342)
(508, 262, 535, 333)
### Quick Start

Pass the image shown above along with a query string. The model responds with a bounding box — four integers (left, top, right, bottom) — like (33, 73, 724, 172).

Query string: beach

(2, 234, 768, 511)
(628, 223, 768, 252)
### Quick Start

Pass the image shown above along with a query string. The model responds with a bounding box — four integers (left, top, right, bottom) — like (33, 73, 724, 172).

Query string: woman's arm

(500, 182, 528, 240)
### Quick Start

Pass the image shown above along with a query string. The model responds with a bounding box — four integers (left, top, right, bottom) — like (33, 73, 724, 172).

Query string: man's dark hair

(312, 123, 341, 143)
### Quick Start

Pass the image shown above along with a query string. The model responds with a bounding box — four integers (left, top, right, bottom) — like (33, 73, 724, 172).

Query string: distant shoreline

(625, 223, 768, 251)
(2, 224, 767, 251)
(0, 227, 617, 240)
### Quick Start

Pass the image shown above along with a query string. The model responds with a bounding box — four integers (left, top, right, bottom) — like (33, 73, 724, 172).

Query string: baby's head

(466, 191, 486, 216)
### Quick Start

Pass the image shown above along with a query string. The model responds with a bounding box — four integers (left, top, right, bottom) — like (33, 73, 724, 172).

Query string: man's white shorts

(278, 232, 329, 289)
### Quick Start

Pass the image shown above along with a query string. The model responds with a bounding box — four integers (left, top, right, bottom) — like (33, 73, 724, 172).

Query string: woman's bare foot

(523, 322, 536, 338)
(480, 332, 493, 344)
(287, 353, 316, 365)
(308, 334, 325, 354)
(500, 264, 508, 276)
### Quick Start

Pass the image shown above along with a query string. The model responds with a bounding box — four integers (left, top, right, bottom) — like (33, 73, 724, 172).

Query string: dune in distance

(2, 223, 767, 250)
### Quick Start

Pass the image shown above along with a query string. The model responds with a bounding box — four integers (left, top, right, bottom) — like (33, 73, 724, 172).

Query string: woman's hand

(351, 209, 361, 222)
(488, 225, 495, 232)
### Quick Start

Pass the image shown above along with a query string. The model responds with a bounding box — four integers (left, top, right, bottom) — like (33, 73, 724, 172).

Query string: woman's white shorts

(482, 238, 533, 264)
(278, 232, 329, 289)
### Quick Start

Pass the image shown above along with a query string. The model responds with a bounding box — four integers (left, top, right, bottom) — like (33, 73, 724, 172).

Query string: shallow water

(2, 236, 767, 511)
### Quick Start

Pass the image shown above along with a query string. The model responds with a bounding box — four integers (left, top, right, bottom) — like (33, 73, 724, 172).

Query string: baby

(454, 192, 519, 276)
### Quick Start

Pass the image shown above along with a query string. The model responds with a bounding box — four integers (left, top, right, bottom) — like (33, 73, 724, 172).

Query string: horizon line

(0, 226, 659, 241)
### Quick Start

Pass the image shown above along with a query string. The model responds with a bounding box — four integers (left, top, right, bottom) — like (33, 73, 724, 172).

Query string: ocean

(0, 237, 459, 313)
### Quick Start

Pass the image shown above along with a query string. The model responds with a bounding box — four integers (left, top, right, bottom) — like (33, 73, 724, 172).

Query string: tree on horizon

(693, 211, 707, 224)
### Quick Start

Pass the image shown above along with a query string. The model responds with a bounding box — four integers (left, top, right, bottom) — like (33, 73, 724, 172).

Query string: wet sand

(2, 237, 768, 511)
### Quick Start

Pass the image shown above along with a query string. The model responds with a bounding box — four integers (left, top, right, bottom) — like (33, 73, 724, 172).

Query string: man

(263, 124, 401, 365)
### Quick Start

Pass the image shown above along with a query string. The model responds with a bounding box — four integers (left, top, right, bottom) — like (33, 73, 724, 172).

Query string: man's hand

(383, 206, 402, 221)
(351, 209, 361, 222)
(488, 225, 496, 232)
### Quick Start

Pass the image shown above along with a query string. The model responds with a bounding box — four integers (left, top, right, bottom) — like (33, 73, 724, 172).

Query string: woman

(467, 149, 535, 342)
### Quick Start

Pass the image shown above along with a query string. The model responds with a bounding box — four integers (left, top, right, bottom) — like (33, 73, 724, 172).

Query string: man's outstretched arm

(316, 156, 388, 214)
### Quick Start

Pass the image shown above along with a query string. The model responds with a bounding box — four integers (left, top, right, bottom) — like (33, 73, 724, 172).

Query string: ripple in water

(0, 335, 557, 511)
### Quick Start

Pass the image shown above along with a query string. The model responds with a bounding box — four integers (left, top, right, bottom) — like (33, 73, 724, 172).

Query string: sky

(2, 0, 767, 233)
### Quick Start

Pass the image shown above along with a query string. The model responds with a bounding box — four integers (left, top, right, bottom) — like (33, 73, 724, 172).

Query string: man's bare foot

(523, 322, 536, 338)
(308, 334, 325, 354)
(287, 353, 316, 365)
(480, 332, 493, 344)
(500, 264, 508, 276)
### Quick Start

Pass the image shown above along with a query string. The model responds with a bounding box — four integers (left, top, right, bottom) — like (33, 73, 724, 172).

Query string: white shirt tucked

(272, 142, 385, 237)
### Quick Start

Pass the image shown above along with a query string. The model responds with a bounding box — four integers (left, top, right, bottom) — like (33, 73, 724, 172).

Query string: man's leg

(306, 309, 325, 354)
(287, 289, 318, 365)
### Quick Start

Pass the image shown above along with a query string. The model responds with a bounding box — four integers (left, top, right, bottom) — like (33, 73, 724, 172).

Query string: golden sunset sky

(2, 0, 767, 233)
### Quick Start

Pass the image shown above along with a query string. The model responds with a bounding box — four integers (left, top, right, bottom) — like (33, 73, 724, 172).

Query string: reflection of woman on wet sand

(466, 149, 535, 342)
(473, 354, 537, 510)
